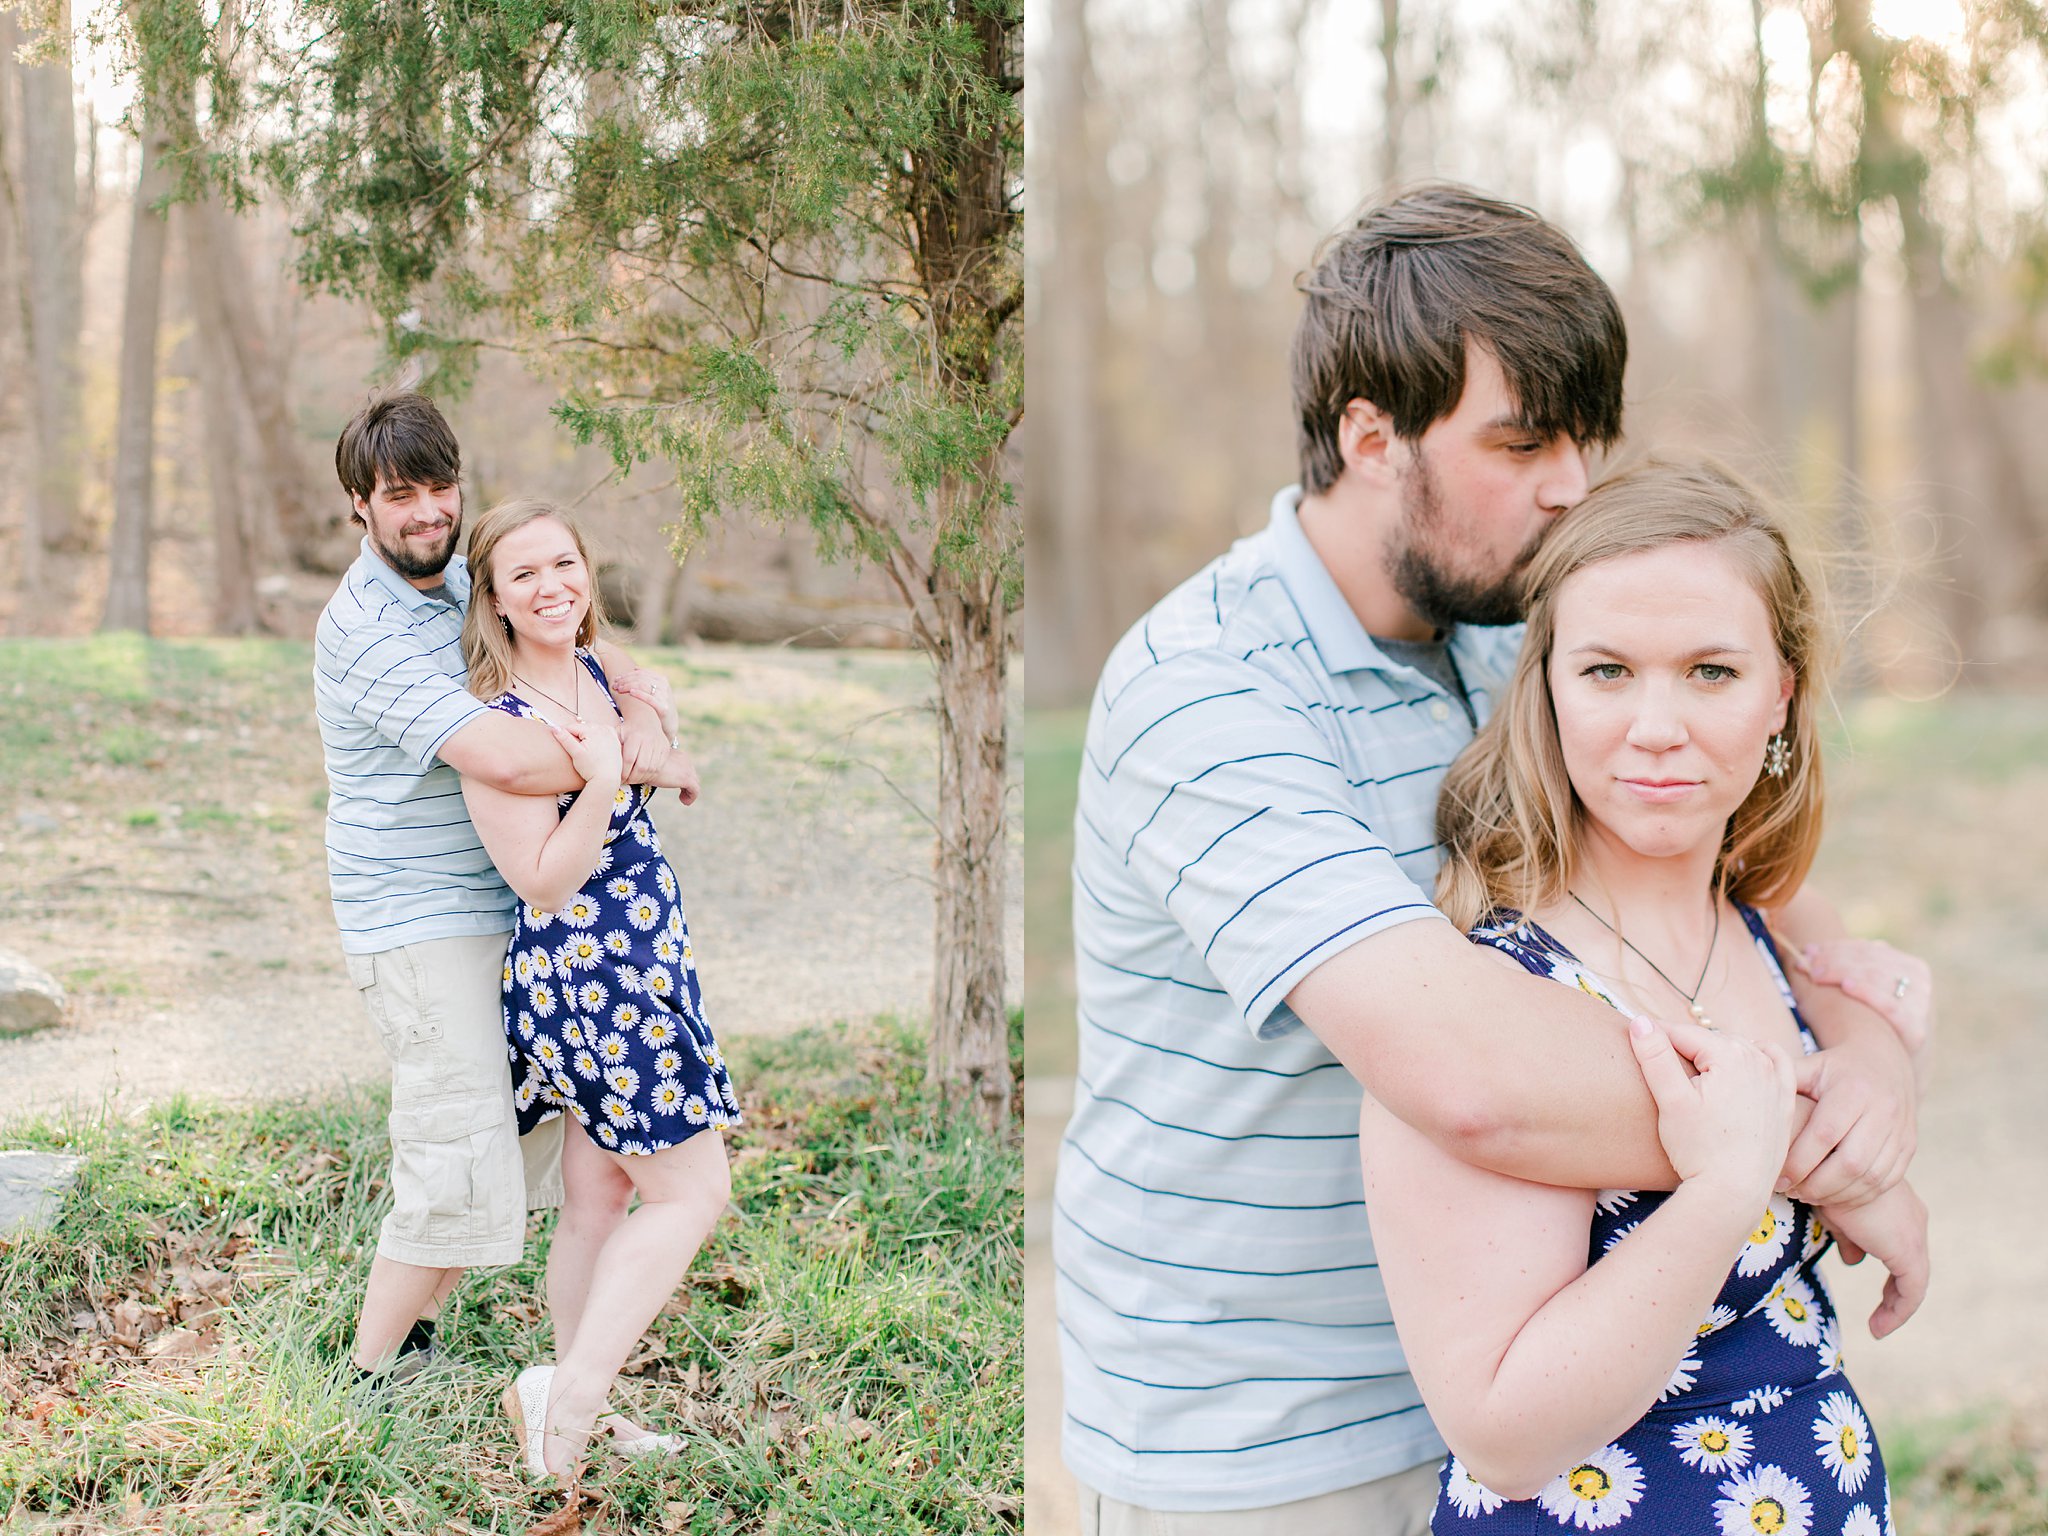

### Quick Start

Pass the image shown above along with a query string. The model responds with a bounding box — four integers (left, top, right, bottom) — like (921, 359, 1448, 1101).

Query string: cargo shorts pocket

(385, 1093, 509, 1251)
(344, 951, 393, 1046)
(347, 948, 444, 1060)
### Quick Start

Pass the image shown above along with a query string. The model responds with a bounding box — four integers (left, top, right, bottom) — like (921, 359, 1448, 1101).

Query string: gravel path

(0, 643, 1021, 1118)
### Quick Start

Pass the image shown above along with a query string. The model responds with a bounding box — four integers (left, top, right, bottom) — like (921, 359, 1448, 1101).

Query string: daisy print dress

(1431, 906, 1889, 1536)
(489, 650, 739, 1154)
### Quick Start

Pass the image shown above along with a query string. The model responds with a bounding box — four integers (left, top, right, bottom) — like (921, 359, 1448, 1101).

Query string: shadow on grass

(0, 1021, 1020, 1535)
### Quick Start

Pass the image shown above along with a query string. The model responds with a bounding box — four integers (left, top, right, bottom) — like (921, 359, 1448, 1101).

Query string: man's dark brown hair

(1291, 183, 1627, 495)
(335, 391, 462, 525)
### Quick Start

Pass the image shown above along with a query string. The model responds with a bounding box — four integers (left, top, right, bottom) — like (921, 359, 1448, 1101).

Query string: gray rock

(0, 1150, 82, 1239)
(14, 808, 59, 837)
(0, 951, 66, 1036)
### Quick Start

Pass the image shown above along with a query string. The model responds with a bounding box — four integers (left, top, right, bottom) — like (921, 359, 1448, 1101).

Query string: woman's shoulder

(1468, 909, 1625, 1009)
(1469, 907, 1544, 954)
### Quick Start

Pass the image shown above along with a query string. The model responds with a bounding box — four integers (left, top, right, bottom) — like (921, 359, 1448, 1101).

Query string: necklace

(513, 655, 584, 725)
(1568, 889, 1722, 1027)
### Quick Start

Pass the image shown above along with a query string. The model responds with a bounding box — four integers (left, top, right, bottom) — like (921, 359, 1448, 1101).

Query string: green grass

(1886, 1405, 2048, 1534)
(1022, 709, 1085, 1080)
(0, 1022, 1020, 1534)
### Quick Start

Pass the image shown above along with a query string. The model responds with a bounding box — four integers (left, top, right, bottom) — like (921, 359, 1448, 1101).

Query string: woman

(1361, 460, 1925, 1533)
(456, 498, 738, 1481)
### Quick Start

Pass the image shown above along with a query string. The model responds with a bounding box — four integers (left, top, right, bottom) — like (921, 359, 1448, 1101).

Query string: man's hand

(1784, 1034, 1916, 1208)
(1819, 1181, 1929, 1339)
(618, 711, 672, 785)
(611, 668, 679, 740)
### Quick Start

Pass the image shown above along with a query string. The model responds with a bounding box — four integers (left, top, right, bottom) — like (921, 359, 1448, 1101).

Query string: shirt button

(1430, 701, 1450, 722)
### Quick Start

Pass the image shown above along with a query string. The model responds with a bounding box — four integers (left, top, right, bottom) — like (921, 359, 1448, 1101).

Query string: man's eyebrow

(1478, 414, 1544, 436)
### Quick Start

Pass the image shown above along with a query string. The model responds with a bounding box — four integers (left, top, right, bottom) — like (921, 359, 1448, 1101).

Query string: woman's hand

(1628, 1016, 1796, 1207)
(1793, 937, 1933, 1063)
(547, 714, 623, 792)
(610, 668, 679, 741)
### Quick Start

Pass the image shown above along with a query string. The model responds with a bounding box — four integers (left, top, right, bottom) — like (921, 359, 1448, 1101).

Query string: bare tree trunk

(103, 114, 174, 634)
(1023, 0, 1107, 705)
(1, 10, 47, 629)
(186, 195, 329, 568)
(182, 206, 258, 634)
(928, 557, 1012, 1131)
(634, 545, 677, 647)
(1379, 0, 1402, 189)
(18, 0, 82, 563)
(905, 6, 1018, 1126)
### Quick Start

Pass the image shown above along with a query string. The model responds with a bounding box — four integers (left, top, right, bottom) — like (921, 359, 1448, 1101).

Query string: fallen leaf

(145, 1328, 214, 1362)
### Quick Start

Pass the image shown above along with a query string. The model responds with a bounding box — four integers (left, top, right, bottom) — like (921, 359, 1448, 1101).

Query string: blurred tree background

(1024, 0, 2048, 699)
(1023, 3, 2048, 1532)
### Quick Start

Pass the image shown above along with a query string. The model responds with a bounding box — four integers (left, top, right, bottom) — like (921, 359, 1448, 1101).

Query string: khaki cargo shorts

(1076, 1460, 1439, 1536)
(344, 931, 564, 1268)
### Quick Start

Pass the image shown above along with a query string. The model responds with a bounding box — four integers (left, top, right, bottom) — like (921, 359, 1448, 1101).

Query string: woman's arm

(1361, 1014, 1795, 1498)
(462, 716, 624, 912)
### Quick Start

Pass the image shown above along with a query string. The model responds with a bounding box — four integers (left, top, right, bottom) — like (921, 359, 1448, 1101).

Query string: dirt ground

(0, 640, 1022, 1120)
(1023, 693, 2048, 1534)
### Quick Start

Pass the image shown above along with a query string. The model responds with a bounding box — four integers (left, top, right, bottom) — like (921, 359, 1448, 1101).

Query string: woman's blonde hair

(461, 498, 607, 701)
(1434, 458, 1829, 931)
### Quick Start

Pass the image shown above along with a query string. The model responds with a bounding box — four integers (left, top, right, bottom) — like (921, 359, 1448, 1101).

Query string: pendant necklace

(1568, 889, 1721, 1028)
(514, 656, 584, 725)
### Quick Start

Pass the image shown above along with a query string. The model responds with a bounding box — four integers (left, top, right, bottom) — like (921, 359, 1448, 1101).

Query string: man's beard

(372, 508, 462, 581)
(1385, 451, 1541, 630)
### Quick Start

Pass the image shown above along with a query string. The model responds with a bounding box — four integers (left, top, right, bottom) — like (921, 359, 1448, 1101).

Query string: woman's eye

(1584, 662, 1626, 682)
(1695, 663, 1736, 682)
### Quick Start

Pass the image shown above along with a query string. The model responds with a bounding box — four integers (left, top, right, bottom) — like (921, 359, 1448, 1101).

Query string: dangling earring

(1762, 732, 1791, 779)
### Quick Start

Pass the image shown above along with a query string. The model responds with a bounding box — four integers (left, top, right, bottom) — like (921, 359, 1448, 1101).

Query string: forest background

(1023, 0, 2048, 1532)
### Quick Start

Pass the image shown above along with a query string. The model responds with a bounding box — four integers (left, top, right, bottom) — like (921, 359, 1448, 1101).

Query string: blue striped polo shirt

(314, 539, 515, 954)
(1056, 486, 1523, 1511)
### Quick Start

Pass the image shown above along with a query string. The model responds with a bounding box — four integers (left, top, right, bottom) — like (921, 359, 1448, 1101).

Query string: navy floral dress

(488, 649, 739, 1154)
(1429, 907, 1890, 1536)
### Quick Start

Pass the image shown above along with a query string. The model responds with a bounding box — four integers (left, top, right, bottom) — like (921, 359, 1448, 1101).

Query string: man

(1055, 186, 1926, 1534)
(315, 391, 697, 1386)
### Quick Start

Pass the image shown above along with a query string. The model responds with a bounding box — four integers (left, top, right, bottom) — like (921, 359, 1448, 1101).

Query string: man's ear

(350, 493, 370, 528)
(1337, 398, 1400, 486)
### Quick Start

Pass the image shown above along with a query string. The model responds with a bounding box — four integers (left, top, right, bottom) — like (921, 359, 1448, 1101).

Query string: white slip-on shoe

(503, 1365, 556, 1480)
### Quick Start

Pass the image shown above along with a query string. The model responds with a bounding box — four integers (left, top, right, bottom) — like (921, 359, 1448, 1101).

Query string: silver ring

(1892, 976, 1911, 999)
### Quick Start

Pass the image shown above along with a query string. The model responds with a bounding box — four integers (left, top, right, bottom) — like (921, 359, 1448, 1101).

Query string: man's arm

(440, 644, 699, 798)
(322, 615, 581, 796)
(1768, 885, 1917, 1206)
(438, 711, 583, 796)
(1289, 919, 1681, 1191)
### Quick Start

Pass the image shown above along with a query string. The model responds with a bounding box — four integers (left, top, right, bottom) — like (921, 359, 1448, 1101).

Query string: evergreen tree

(128, 0, 1022, 1123)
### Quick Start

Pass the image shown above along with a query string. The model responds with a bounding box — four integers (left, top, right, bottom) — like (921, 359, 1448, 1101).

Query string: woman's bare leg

(542, 1119, 731, 1475)
(544, 1116, 652, 1441)
(545, 1118, 635, 1355)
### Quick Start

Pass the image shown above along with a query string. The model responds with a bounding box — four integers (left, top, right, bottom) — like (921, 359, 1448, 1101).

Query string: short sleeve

(1092, 650, 1446, 1033)
(318, 619, 490, 768)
